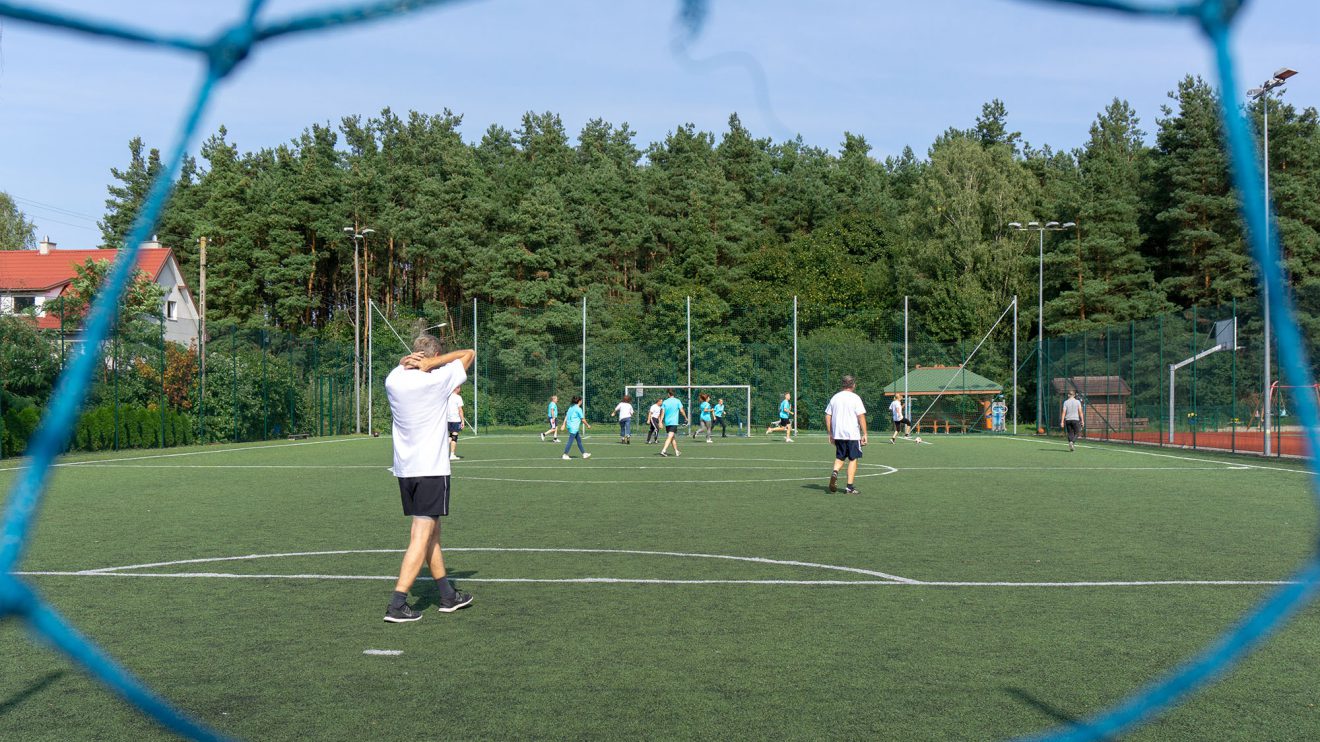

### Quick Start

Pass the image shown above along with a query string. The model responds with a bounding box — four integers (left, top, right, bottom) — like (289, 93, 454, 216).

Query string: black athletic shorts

(779, 416, 790, 426)
(665, 424, 678, 434)
(834, 439, 863, 461)
(398, 476, 450, 517)
(448, 421, 462, 440)
(892, 418, 911, 432)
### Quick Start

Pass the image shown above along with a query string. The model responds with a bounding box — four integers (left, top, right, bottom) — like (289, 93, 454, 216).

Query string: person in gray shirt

(1060, 389, 1084, 451)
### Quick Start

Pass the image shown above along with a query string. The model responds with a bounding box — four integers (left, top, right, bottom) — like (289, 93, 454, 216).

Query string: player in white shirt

(646, 399, 663, 444)
(612, 394, 636, 444)
(889, 392, 914, 443)
(1060, 389, 1085, 451)
(382, 335, 475, 623)
(446, 386, 468, 461)
(825, 375, 868, 495)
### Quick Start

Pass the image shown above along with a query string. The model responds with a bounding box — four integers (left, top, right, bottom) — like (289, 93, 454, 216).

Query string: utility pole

(198, 236, 207, 433)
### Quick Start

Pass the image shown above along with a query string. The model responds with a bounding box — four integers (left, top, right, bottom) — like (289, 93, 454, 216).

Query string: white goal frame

(624, 384, 753, 436)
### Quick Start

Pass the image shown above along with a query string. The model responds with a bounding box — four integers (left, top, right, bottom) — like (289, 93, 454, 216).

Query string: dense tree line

(76, 75, 1320, 352)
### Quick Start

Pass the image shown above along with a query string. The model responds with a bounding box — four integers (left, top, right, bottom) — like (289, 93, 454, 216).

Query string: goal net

(624, 384, 753, 437)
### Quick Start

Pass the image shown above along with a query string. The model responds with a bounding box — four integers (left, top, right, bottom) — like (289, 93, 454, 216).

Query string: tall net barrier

(1040, 299, 1314, 457)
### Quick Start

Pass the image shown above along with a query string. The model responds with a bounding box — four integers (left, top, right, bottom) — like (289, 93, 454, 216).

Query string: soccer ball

(914, 436, 923, 444)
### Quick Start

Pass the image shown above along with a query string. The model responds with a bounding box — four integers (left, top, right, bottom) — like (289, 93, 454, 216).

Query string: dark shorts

(398, 476, 450, 517)
(1065, 419, 1082, 439)
(892, 418, 911, 431)
(834, 440, 863, 461)
(448, 421, 462, 440)
(778, 416, 790, 426)
(548, 417, 557, 427)
(665, 424, 678, 434)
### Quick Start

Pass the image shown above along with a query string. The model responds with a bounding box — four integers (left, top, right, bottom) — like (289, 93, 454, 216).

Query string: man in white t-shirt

(447, 386, 468, 461)
(382, 334, 475, 623)
(646, 399, 663, 444)
(825, 375, 868, 495)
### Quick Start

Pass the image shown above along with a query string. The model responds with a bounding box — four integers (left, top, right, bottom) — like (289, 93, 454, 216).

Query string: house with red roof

(0, 238, 199, 346)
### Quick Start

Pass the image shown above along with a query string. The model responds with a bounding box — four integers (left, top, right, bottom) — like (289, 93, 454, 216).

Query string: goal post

(624, 383, 753, 437)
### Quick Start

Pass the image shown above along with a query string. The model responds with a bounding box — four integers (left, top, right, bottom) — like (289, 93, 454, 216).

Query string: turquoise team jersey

(700, 401, 712, 421)
(713, 403, 725, 418)
(779, 399, 791, 418)
(661, 397, 683, 426)
(565, 404, 584, 434)
(547, 401, 558, 419)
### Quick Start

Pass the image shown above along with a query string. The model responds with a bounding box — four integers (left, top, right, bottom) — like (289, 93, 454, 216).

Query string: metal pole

(353, 234, 361, 435)
(686, 296, 692, 420)
(904, 295, 910, 419)
(1012, 295, 1018, 435)
(1263, 96, 1273, 457)
(1038, 228, 1044, 435)
(586, 293, 591, 409)
(367, 298, 373, 434)
(198, 236, 206, 442)
(792, 295, 798, 437)
(472, 297, 478, 436)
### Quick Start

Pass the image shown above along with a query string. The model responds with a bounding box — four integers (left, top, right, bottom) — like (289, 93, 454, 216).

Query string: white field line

(1000, 434, 1312, 474)
(12, 547, 1292, 587)
(13, 571, 1294, 588)
(899, 466, 1248, 471)
(0, 436, 369, 473)
(363, 650, 403, 656)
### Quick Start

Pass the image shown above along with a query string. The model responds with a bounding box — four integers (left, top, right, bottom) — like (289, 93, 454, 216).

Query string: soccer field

(3, 433, 1319, 740)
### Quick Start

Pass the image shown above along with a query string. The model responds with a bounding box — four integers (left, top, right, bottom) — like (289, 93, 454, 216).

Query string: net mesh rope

(0, 1, 1314, 740)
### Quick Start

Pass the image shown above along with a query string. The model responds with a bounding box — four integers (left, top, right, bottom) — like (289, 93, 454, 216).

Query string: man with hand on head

(382, 334, 476, 623)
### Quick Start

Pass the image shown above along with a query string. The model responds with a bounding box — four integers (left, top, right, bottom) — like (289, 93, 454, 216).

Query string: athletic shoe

(674, 450, 681, 457)
(540, 432, 545, 442)
(562, 454, 571, 460)
(450, 454, 460, 461)
(553, 438, 560, 443)
(583, 452, 592, 459)
(845, 485, 859, 495)
(705, 438, 712, 443)
(1069, 441, 1074, 451)
(438, 592, 474, 613)
(383, 603, 423, 623)
(904, 434, 911, 439)
(785, 438, 793, 443)
(889, 438, 895, 444)
(659, 451, 669, 457)
(828, 470, 838, 493)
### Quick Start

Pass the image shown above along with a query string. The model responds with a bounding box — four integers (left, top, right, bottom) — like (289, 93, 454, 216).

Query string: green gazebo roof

(883, 366, 1003, 396)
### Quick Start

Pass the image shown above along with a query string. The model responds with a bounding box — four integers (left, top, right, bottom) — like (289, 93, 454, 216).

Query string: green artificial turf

(2, 433, 1318, 740)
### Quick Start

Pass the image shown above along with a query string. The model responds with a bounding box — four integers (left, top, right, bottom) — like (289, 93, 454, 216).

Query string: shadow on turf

(410, 571, 479, 611)
(1003, 686, 1097, 734)
(0, 670, 66, 714)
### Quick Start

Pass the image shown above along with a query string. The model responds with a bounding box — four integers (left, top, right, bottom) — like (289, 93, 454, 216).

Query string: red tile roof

(0, 248, 174, 292)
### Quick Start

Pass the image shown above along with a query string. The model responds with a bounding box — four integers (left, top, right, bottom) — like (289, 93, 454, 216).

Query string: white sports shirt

(447, 393, 465, 423)
(386, 360, 467, 478)
(826, 390, 867, 440)
(889, 399, 904, 421)
(615, 402, 634, 419)
(648, 403, 663, 420)
(1062, 397, 1083, 421)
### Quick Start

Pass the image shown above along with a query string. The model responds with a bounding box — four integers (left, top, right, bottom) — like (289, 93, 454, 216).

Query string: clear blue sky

(1, 0, 1316, 248)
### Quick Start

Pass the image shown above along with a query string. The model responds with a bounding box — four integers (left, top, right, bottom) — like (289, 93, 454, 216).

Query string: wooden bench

(287, 433, 311, 441)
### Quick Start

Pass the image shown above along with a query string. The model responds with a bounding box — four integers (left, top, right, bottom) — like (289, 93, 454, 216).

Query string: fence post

(261, 328, 269, 440)
(159, 314, 166, 448)
(113, 322, 119, 452)
(231, 325, 238, 443)
(1190, 305, 1197, 450)
(473, 297, 478, 435)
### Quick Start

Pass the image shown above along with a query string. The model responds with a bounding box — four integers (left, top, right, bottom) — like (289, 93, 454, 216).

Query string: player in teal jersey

(659, 389, 688, 457)
(541, 395, 560, 442)
(766, 392, 794, 442)
(560, 396, 592, 459)
(694, 393, 714, 442)
(713, 398, 727, 438)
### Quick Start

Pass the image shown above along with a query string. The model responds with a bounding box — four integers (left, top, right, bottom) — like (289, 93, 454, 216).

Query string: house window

(165, 300, 178, 320)
(13, 296, 36, 312)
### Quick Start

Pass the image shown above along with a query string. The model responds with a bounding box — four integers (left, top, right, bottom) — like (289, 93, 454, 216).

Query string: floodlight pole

(792, 295, 798, 437)
(581, 295, 587, 413)
(473, 297, 478, 436)
(1012, 295, 1018, 435)
(1008, 220, 1075, 434)
(1249, 67, 1296, 456)
(904, 296, 910, 419)
(686, 296, 692, 419)
(344, 226, 375, 435)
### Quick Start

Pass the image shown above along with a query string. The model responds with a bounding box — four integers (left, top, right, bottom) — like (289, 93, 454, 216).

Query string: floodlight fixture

(1062, 222, 1076, 229)
(1274, 67, 1298, 82)
(1027, 221, 1040, 228)
(1008, 222, 1022, 229)
(1045, 221, 1060, 228)
(343, 226, 355, 233)
(362, 228, 376, 236)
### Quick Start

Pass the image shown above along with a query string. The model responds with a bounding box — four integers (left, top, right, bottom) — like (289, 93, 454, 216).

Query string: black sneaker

(438, 592, 474, 613)
(845, 485, 859, 495)
(383, 603, 423, 623)
(828, 470, 838, 493)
